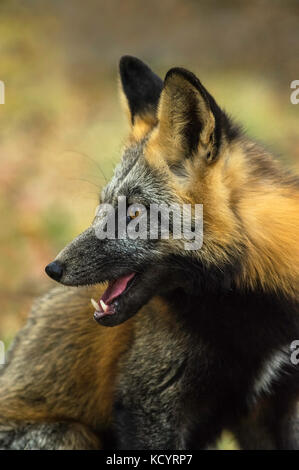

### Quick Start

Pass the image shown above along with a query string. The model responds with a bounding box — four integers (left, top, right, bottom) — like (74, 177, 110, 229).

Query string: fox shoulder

(0, 285, 134, 429)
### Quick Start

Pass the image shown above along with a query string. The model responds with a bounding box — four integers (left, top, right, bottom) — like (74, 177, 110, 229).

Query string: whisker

(62, 149, 108, 183)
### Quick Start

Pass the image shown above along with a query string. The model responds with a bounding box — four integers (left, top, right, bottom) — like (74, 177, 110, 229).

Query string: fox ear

(119, 56, 163, 136)
(154, 68, 224, 165)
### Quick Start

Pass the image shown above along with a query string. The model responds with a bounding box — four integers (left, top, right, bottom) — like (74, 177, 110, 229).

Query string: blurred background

(0, 0, 298, 448)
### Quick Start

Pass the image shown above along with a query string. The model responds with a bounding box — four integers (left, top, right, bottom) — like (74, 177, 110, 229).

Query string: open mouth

(91, 272, 137, 323)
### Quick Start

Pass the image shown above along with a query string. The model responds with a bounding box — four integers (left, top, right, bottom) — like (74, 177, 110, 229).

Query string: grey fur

(56, 142, 179, 289)
(0, 422, 99, 450)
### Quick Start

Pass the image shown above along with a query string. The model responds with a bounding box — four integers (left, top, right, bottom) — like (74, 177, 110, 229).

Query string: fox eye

(126, 210, 140, 223)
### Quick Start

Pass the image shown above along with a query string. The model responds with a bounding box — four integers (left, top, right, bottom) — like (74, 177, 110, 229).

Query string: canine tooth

(100, 299, 109, 313)
(91, 298, 100, 311)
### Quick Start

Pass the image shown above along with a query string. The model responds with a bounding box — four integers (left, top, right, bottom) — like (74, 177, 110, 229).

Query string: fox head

(45, 56, 299, 326)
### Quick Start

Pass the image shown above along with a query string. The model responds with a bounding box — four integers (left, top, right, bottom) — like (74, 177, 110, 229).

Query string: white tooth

(91, 298, 100, 311)
(100, 299, 109, 313)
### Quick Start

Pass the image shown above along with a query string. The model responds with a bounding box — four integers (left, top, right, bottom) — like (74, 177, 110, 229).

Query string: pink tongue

(101, 273, 136, 305)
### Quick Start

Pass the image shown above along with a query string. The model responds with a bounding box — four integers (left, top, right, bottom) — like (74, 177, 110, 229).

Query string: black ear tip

(164, 67, 184, 81)
(164, 67, 200, 88)
(119, 55, 146, 74)
(119, 55, 138, 65)
(119, 55, 134, 70)
(118, 56, 163, 121)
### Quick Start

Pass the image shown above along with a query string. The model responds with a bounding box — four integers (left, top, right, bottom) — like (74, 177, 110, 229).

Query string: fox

(0, 56, 298, 450)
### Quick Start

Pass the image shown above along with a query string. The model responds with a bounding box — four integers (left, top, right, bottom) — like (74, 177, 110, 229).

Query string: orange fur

(144, 123, 299, 299)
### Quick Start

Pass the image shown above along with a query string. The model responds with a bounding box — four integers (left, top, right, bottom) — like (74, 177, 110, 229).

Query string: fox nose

(45, 261, 64, 282)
